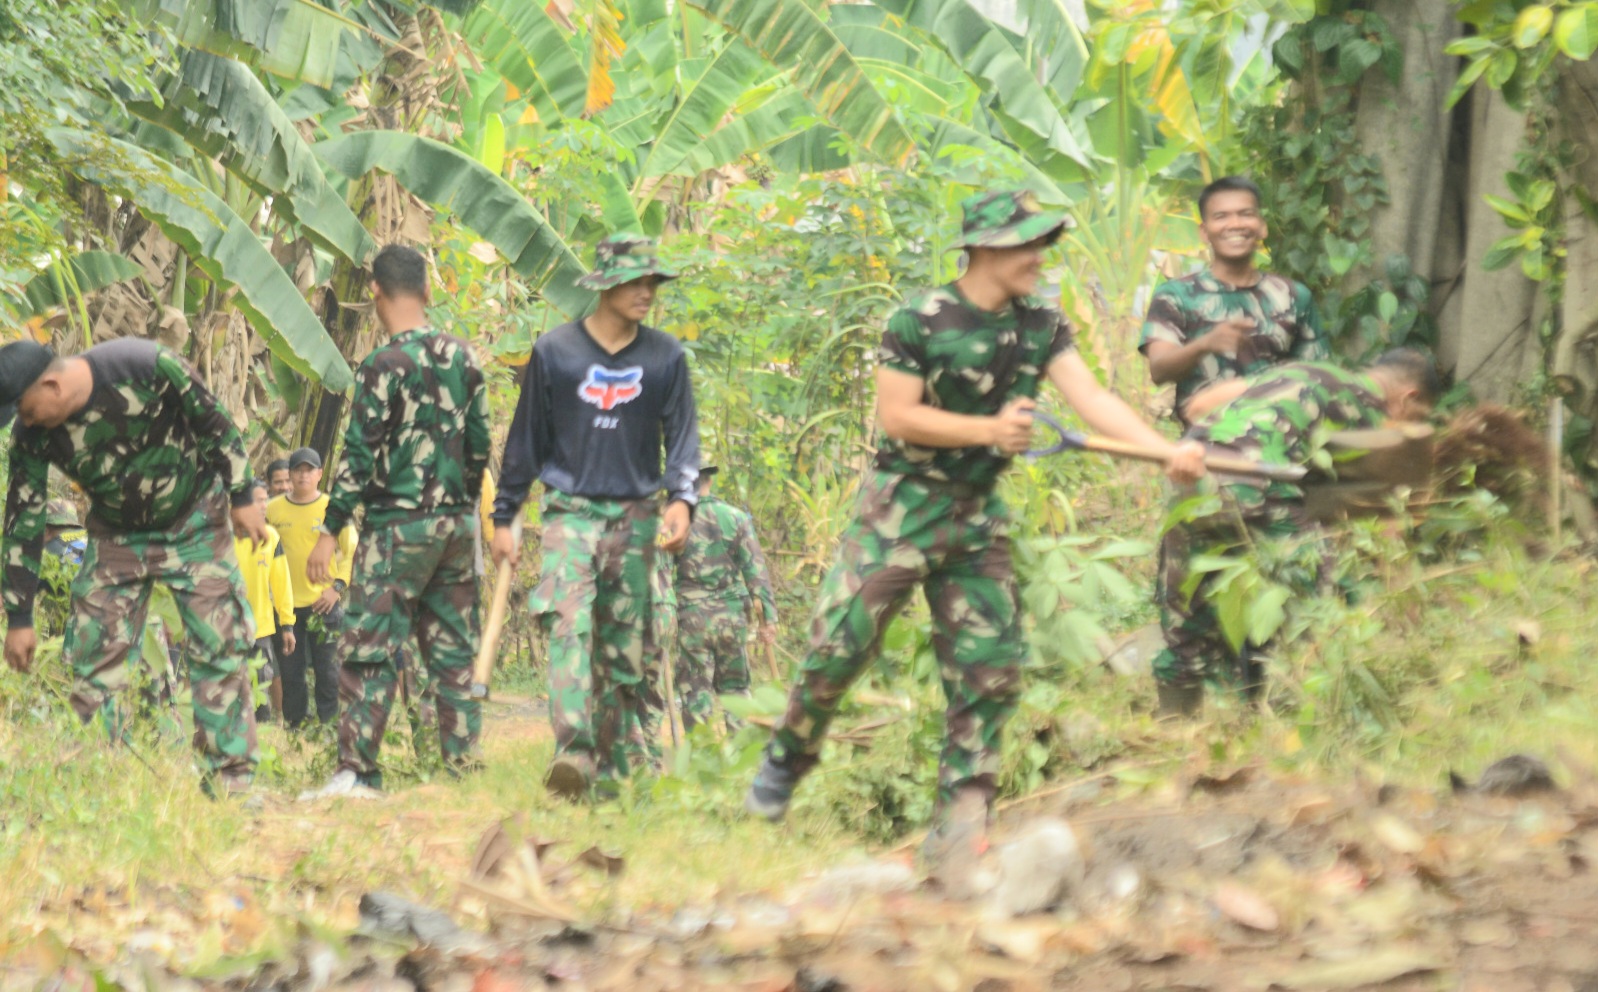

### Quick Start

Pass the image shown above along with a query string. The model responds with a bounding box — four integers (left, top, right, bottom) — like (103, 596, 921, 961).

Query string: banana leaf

(312, 130, 594, 318)
(130, 0, 358, 88)
(684, 0, 916, 166)
(126, 50, 375, 264)
(9, 252, 145, 320)
(46, 127, 354, 390)
(461, 0, 589, 125)
(877, 0, 1092, 172)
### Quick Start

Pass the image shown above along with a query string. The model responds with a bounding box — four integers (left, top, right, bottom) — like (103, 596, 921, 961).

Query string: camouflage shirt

(4, 339, 253, 625)
(875, 283, 1076, 486)
(325, 327, 490, 533)
(1139, 271, 1327, 423)
(1186, 361, 1387, 522)
(671, 494, 777, 621)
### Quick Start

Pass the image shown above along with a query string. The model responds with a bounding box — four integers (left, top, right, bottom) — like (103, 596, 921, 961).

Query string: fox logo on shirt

(579, 365, 644, 411)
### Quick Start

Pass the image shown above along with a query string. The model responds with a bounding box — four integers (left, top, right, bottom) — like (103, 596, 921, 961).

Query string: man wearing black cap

(266, 446, 354, 727)
(0, 338, 263, 796)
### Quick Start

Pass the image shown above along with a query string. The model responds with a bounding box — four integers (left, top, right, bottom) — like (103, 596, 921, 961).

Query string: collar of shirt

(1194, 271, 1267, 294)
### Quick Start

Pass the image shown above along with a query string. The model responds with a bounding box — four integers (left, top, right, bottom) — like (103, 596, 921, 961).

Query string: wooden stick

(1082, 436, 1305, 481)
(661, 637, 681, 748)
(471, 517, 523, 697)
(761, 639, 782, 681)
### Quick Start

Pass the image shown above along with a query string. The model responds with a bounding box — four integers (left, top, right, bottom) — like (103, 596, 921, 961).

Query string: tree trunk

(1552, 58, 1598, 479)
(1351, 0, 1542, 402)
(298, 12, 437, 461)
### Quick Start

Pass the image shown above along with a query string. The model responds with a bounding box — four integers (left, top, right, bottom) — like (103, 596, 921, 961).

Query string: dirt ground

(8, 700, 1598, 991)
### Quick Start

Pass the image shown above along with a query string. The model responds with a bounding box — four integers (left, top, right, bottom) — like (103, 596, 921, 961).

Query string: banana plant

(46, 128, 356, 389)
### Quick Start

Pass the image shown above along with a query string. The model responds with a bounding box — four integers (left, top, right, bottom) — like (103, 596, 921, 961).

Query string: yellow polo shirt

(266, 493, 356, 609)
(234, 525, 294, 639)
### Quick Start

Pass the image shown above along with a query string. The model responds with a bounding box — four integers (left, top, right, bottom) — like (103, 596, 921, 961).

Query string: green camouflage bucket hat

(576, 233, 680, 290)
(957, 189, 1071, 249)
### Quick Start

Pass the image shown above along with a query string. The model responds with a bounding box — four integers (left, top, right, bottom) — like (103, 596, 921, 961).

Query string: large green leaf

(1003, 0, 1089, 104)
(45, 128, 354, 390)
(641, 41, 768, 180)
(8, 252, 145, 321)
(919, 116, 1068, 202)
(130, 0, 359, 87)
(684, 0, 916, 166)
(877, 0, 1092, 172)
(694, 86, 819, 175)
(126, 50, 375, 264)
(312, 130, 595, 318)
(461, 0, 589, 124)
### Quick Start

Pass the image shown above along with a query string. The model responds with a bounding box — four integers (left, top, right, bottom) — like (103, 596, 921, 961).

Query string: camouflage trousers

(1153, 496, 1328, 693)
(675, 596, 752, 731)
(533, 490, 663, 781)
(336, 511, 482, 777)
(65, 485, 258, 789)
(769, 471, 1024, 815)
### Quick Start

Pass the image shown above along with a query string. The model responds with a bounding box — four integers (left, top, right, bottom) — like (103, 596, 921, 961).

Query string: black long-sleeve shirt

(492, 320, 700, 523)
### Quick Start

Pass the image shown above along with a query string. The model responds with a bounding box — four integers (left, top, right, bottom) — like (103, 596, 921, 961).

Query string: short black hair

(371, 244, 429, 300)
(248, 478, 270, 496)
(266, 459, 289, 476)
(1198, 176, 1263, 220)
(1371, 348, 1442, 405)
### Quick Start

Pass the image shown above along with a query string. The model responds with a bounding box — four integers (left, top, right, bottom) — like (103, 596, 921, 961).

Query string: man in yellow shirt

(266, 447, 353, 727)
(265, 459, 291, 498)
(234, 479, 295, 722)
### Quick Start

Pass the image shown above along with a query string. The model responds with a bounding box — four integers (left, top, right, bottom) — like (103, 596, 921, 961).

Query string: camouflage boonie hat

(957, 190, 1071, 249)
(45, 499, 79, 528)
(576, 234, 679, 290)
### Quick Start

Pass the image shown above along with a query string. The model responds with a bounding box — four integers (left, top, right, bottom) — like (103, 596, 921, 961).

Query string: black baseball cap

(288, 447, 322, 469)
(700, 465, 719, 477)
(0, 341, 56, 431)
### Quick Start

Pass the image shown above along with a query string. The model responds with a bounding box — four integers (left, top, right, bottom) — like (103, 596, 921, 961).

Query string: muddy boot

(544, 753, 594, 802)
(1156, 681, 1203, 719)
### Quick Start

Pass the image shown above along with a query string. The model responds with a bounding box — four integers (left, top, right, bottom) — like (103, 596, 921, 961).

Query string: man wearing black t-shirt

(491, 234, 700, 799)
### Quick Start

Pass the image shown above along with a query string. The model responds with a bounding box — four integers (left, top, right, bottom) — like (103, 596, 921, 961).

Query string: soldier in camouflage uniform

(1140, 176, 1327, 426)
(1152, 351, 1438, 716)
(668, 466, 777, 731)
(745, 191, 1206, 847)
(0, 338, 263, 796)
(300, 245, 491, 798)
(491, 234, 700, 800)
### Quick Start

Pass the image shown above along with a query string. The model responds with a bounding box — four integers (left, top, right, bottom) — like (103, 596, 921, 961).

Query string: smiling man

(0, 338, 262, 797)
(490, 233, 700, 800)
(1140, 176, 1327, 426)
(744, 191, 1206, 873)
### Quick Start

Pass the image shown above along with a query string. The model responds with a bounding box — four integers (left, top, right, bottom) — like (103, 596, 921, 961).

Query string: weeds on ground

(6, 485, 1598, 975)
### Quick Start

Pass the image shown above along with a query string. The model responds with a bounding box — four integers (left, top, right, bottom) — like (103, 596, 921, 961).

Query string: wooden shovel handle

(472, 516, 523, 689)
(1080, 436, 1307, 482)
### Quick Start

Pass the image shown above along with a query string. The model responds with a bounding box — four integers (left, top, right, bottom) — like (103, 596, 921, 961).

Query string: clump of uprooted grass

(1433, 403, 1551, 513)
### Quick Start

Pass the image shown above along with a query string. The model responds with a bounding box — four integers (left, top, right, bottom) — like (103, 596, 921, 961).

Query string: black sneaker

(744, 754, 801, 822)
